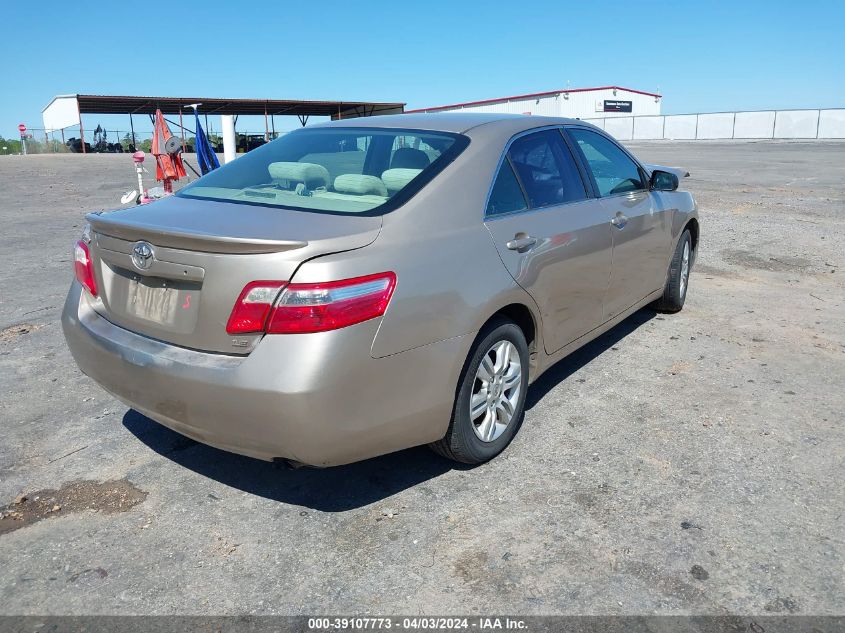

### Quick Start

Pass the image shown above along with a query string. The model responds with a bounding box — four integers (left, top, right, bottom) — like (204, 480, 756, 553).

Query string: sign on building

(603, 100, 633, 113)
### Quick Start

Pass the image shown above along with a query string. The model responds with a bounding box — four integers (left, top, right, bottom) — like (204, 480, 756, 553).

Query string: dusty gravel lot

(0, 143, 843, 616)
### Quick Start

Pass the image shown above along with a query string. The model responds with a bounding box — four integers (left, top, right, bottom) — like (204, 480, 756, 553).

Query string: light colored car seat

(390, 148, 430, 170)
(268, 162, 331, 189)
(381, 168, 422, 194)
(334, 174, 389, 197)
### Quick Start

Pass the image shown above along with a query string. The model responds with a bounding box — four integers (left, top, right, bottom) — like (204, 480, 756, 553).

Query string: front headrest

(390, 148, 430, 169)
(381, 168, 422, 193)
(333, 174, 388, 197)
(268, 162, 330, 188)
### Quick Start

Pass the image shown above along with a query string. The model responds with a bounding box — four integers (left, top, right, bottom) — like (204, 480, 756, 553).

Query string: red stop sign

(18, 123, 26, 134)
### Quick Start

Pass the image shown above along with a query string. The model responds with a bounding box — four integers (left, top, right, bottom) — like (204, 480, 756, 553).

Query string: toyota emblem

(131, 241, 154, 270)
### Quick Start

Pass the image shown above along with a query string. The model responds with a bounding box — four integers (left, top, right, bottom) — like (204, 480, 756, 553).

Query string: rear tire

(651, 229, 692, 313)
(429, 319, 529, 464)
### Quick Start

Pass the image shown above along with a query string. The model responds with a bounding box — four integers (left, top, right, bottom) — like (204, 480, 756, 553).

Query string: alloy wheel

(469, 340, 523, 443)
(680, 240, 690, 298)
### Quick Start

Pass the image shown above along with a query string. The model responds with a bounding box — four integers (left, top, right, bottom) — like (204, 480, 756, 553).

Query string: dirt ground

(0, 142, 842, 616)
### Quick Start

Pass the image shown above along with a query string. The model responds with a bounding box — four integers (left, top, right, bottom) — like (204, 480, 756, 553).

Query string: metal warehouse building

(407, 85, 661, 119)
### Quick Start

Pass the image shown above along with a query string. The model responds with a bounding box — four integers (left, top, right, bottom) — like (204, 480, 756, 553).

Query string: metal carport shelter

(42, 94, 406, 159)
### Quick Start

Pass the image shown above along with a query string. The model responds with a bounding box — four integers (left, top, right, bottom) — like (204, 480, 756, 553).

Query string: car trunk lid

(84, 195, 381, 354)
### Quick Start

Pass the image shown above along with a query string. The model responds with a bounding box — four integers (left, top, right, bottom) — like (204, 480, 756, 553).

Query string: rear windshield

(177, 127, 468, 215)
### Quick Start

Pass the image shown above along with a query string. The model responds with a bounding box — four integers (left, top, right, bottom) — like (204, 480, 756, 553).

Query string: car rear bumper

(62, 282, 471, 466)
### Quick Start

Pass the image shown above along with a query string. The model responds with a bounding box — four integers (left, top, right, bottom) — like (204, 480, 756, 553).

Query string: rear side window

(568, 128, 645, 196)
(507, 130, 587, 208)
(486, 160, 527, 216)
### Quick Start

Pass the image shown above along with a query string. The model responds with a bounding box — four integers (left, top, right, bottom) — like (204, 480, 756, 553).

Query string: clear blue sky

(2, 0, 843, 139)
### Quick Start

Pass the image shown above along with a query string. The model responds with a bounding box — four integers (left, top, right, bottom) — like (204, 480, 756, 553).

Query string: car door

(484, 128, 613, 354)
(566, 127, 672, 320)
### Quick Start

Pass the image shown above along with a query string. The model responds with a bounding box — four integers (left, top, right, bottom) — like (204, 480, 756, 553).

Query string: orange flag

(151, 109, 186, 182)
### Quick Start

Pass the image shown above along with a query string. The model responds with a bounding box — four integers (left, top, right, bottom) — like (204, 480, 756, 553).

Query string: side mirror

(650, 169, 679, 192)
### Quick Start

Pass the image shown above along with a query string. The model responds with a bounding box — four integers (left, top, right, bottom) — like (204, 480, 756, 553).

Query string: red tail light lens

(74, 240, 97, 297)
(267, 272, 396, 334)
(226, 281, 286, 334)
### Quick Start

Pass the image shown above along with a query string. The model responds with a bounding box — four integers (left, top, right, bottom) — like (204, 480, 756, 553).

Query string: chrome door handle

(506, 236, 537, 251)
(611, 213, 628, 229)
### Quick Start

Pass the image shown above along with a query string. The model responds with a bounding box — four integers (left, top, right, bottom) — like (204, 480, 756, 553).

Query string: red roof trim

(406, 86, 661, 113)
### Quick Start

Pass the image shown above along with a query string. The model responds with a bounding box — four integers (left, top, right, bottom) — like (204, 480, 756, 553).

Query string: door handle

(506, 235, 537, 251)
(611, 213, 628, 229)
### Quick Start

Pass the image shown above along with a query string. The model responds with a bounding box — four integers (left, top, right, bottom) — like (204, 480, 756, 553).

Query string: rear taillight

(226, 272, 396, 336)
(226, 281, 286, 334)
(74, 240, 97, 297)
(267, 272, 396, 334)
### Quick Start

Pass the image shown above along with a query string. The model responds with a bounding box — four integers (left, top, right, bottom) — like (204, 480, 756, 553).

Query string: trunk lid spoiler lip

(85, 212, 309, 255)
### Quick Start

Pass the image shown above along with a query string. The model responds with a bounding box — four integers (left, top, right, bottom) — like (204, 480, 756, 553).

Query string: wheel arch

(684, 217, 700, 258)
(473, 300, 542, 381)
(488, 302, 537, 351)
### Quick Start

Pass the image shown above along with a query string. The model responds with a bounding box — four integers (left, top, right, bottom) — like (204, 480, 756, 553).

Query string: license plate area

(111, 266, 202, 332)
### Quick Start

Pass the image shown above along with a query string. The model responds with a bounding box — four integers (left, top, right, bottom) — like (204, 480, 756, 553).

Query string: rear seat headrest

(381, 168, 422, 193)
(390, 148, 430, 169)
(268, 162, 330, 188)
(334, 174, 388, 197)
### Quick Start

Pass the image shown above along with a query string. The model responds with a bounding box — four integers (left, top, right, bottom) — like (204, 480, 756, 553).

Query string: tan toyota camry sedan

(62, 113, 698, 466)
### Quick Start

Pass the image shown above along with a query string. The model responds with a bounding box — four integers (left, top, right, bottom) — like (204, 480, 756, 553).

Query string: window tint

(486, 160, 527, 216)
(568, 128, 645, 197)
(507, 129, 587, 208)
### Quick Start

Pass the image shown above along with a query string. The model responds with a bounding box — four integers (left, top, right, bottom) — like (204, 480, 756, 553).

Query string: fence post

(221, 115, 236, 163)
(694, 114, 699, 140)
(76, 99, 86, 154)
(816, 109, 821, 139)
(732, 112, 736, 139)
(772, 111, 778, 139)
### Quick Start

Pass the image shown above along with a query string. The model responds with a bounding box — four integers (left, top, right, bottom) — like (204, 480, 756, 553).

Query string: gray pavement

(0, 142, 842, 615)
